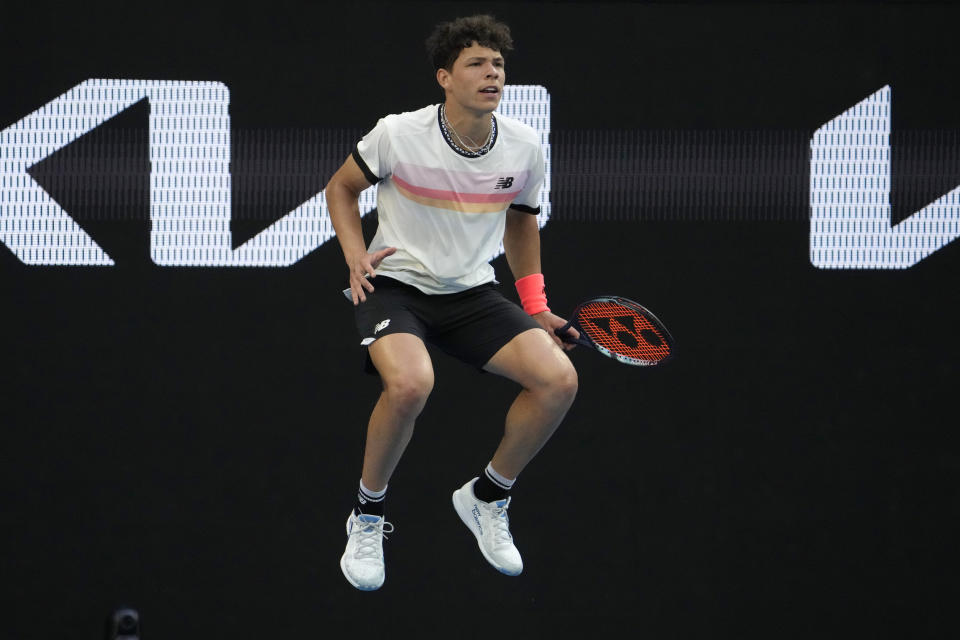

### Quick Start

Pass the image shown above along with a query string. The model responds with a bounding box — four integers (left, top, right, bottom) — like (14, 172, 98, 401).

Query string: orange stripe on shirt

(394, 181, 508, 213)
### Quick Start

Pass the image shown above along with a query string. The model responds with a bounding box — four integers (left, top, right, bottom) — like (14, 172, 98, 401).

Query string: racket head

(566, 296, 675, 366)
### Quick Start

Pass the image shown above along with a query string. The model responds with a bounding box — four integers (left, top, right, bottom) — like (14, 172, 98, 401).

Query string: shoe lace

(486, 497, 513, 545)
(352, 518, 394, 560)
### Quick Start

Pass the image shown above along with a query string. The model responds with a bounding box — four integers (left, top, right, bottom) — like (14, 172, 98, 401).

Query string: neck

(443, 101, 493, 145)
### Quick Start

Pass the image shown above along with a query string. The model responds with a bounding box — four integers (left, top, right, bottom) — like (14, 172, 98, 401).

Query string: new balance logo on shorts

(494, 177, 514, 189)
(360, 319, 391, 346)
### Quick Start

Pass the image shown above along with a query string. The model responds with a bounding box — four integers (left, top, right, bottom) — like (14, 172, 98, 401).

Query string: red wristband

(515, 273, 550, 315)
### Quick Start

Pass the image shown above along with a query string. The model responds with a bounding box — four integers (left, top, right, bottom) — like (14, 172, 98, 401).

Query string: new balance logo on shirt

(494, 177, 514, 189)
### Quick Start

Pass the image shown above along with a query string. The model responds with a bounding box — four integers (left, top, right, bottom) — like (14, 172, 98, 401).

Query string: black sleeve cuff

(352, 148, 381, 185)
(509, 203, 541, 215)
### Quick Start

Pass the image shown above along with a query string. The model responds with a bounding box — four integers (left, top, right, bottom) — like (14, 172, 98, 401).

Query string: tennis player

(326, 14, 578, 591)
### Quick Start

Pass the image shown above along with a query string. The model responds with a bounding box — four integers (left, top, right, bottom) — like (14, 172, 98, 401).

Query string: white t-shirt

(353, 104, 544, 294)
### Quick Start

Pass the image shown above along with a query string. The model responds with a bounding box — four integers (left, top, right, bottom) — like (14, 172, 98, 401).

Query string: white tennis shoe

(452, 478, 523, 576)
(340, 511, 393, 591)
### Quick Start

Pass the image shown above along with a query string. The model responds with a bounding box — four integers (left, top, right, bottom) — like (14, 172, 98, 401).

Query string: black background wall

(2, 2, 958, 638)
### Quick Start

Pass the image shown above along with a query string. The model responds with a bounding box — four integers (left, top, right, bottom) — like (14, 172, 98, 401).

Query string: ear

(436, 67, 451, 91)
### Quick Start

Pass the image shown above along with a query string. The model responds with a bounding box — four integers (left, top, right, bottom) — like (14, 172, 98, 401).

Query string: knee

(537, 359, 578, 407)
(383, 367, 434, 415)
(553, 360, 579, 403)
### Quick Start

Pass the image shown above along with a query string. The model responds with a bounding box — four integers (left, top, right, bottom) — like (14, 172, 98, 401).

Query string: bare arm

(503, 207, 542, 279)
(503, 208, 577, 349)
(325, 155, 395, 304)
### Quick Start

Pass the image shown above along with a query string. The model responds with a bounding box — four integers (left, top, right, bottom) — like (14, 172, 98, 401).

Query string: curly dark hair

(425, 15, 514, 71)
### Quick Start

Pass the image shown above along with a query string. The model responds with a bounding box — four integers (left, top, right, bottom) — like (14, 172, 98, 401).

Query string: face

(436, 43, 505, 115)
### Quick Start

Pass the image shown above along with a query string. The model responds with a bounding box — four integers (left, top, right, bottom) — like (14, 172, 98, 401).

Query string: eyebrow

(465, 56, 504, 64)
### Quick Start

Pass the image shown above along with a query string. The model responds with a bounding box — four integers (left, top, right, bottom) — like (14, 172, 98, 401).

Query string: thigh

(482, 327, 574, 389)
(430, 285, 542, 369)
(368, 332, 434, 388)
(354, 277, 429, 375)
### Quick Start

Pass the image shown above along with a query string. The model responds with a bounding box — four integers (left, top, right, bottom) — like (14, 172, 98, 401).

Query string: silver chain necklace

(440, 104, 495, 157)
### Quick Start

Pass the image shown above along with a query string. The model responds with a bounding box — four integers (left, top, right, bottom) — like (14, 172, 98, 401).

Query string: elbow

(324, 174, 340, 196)
(325, 173, 365, 204)
(325, 177, 355, 209)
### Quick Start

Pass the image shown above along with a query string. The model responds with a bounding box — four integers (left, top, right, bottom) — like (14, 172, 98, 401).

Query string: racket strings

(576, 302, 672, 362)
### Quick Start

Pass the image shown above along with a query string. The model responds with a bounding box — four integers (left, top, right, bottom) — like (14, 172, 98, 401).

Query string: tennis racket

(556, 296, 675, 366)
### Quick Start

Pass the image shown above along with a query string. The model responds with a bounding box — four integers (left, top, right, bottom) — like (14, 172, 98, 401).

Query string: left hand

(532, 310, 579, 351)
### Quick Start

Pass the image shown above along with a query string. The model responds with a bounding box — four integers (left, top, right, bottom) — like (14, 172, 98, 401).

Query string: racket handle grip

(555, 321, 594, 348)
(554, 322, 576, 343)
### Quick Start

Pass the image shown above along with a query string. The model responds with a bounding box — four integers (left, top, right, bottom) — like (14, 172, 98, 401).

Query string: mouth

(479, 86, 500, 95)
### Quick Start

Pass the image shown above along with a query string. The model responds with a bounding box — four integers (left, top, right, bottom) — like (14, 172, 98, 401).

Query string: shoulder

(379, 104, 438, 136)
(494, 113, 541, 144)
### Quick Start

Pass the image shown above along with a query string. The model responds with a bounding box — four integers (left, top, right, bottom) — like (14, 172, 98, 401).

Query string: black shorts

(354, 276, 542, 374)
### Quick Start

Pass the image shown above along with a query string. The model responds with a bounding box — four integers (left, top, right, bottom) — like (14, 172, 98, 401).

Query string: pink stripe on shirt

(393, 161, 529, 202)
(392, 174, 517, 205)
